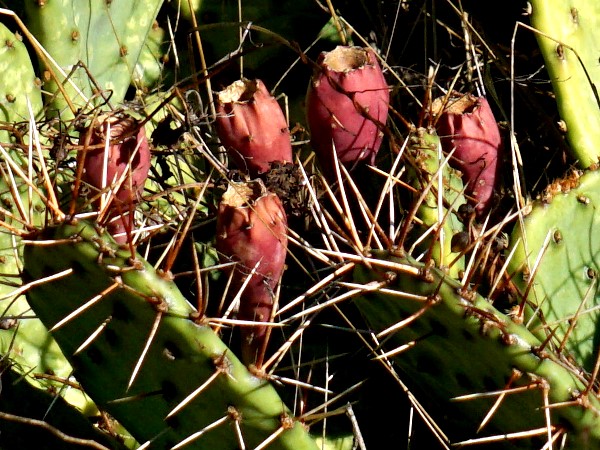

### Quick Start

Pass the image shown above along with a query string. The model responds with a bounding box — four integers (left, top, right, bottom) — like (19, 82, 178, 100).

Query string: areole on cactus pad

(306, 45, 389, 177)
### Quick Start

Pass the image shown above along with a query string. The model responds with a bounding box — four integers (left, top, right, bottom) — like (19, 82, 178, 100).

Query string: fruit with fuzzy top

(81, 114, 151, 243)
(215, 79, 293, 176)
(216, 179, 288, 366)
(306, 45, 389, 176)
(433, 93, 502, 217)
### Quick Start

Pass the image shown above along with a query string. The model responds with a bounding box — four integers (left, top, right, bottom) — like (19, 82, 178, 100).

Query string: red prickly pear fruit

(433, 93, 503, 217)
(81, 115, 151, 243)
(82, 115, 151, 205)
(306, 45, 389, 177)
(216, 179, 288, 366)
(215, 79, 293, 176)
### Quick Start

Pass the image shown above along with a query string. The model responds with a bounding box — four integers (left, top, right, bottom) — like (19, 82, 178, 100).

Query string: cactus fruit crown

(318, 46, 371, 74)
(217, 79, 262, 104)
(220, 178, 266, 208)
(431, 92, 478, 116)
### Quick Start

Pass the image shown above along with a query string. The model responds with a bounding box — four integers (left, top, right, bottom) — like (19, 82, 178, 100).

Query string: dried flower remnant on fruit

(433, 94, 502, 217)
(306, 45, 389, 177)
(81, 114, 151, 243)
(216, 180, 288, 366)
(215, 79, 292, 176)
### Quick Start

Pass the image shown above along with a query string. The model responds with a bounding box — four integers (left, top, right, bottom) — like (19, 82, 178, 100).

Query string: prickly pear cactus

(5, 0, 600, 448)
(23, 220, 319, 450)
(0, 22, 43, 146)
(405, 128, 465, 278)
(530, 0, 600, 168)
(23, 0, 164, 117)
(0, 175, 99, 416)
(353, 250, 600, 448)
(508, 169, 600, 372)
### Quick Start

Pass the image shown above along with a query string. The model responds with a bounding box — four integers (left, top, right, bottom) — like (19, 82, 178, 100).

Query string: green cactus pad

(508, 169, 600, 372)
(406, 128, 465, 278)
(23, 220, 319, 450)
(0, 22, 43, 146)
(530, 1, 600, 168)
(354, 250, 600, 448)
(0, 177, 96, 414)
(24, 0, 163, 117)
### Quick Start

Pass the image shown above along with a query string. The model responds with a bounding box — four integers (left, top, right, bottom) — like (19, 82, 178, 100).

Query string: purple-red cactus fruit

(216, 180, 288, 366)
(81, 115, 151, 243)
(306, 45, 389, 176)
(215, 79, 293, 176)
(433, 94, 503, 217)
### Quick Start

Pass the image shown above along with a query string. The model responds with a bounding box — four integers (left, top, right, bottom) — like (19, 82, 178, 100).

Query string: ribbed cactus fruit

(405, 128, 465, 278)
(23, 220, 316, 449)
(508, 169, 600, 372)
(215, 79, 293, 176)
(0, 22, 43, 147)
(23, 0, 163, 117)
(80, 114, 151, 243)
(432, 93, 503, 217)
(353, 250, 600, 448)
(529, 0, 600, 168)
(306, 46, 389, 177)
(216, 179, 288, 366)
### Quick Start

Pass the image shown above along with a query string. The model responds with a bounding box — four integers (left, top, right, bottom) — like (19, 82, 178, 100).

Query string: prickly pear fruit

(433, 93, 502, 217)
(306, 45, 389, 176)
(23, 220, 317, 450)
(81, 114, 151, 243)
(216, 179, 288, 366)
(215, 79, 292, 176)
